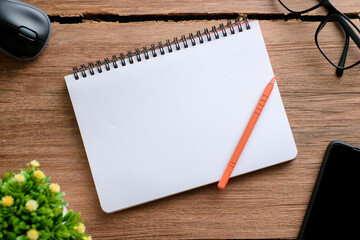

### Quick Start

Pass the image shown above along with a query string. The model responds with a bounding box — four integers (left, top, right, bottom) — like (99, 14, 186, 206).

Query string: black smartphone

(298, 141, 360, 240)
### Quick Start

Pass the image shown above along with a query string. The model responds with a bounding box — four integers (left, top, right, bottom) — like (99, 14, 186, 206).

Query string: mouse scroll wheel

(18, 27, 37, 40)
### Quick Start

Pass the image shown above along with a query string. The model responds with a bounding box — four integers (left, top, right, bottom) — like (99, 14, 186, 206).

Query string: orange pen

(218, 77, 276, 189)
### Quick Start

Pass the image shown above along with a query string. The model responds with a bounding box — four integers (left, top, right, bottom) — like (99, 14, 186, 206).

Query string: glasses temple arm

(332, 15, 360, 48)
(336, 34, 349, 77)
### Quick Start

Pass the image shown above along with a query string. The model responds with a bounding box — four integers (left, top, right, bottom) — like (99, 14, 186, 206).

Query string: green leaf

(37, 207, 52, 215)
(5, 231, 17, 240)
(11, 217, 20, 227)
(16, 235, 27, 240)
(18, 221, 29, 230)
(3, 172, 11, 182)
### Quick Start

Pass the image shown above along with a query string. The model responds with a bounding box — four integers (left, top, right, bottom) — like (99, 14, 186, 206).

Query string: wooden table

(1, 1, 359, 239)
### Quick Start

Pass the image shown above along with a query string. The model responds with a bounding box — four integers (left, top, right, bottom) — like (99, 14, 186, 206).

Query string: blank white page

(65, 21, 297, 213)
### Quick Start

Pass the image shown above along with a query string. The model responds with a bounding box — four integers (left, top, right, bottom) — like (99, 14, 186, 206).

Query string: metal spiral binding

(72, 17, 251, 80)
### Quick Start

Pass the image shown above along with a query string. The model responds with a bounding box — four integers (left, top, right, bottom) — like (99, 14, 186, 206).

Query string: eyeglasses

(278, 0, 360, 76)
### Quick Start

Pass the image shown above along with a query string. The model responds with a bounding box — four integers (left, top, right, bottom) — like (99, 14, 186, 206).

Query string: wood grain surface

(1, 1, 360, 239)
(27, 0, 360, 17)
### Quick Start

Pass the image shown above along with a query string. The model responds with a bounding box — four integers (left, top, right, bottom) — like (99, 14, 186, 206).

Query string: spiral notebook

(65, 19, 297, 213)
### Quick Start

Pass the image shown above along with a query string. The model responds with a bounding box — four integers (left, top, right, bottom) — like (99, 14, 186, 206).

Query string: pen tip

(269, 77, 276, 86)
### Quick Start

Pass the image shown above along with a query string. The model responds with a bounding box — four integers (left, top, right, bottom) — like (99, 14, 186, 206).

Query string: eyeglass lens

(317, 15, 360, 69)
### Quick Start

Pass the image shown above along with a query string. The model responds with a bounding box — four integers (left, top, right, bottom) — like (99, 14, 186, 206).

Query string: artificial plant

(0, 160, 91, 240)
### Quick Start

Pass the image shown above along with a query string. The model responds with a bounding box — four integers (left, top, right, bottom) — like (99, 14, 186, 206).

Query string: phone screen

(298, 142, 360, 239)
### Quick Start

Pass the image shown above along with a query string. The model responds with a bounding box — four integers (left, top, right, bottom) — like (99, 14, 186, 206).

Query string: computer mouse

(0, 0, 51, 60)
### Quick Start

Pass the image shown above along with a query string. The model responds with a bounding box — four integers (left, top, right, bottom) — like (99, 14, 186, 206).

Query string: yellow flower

(74, 223, 86, 234)
(83, 236, 92, 240)
(49, 183, 60, 193)
(1, 195, 14, 207)
(30, 160, 40, 168)
(27, 229, 39, 240)
(33, 170, 45, 180)
(14, 174, 25, 183)
(25, 199, 38, 212)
